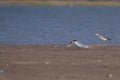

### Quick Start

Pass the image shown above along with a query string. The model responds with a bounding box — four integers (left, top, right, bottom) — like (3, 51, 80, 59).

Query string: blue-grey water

(0, 5, 120, 45)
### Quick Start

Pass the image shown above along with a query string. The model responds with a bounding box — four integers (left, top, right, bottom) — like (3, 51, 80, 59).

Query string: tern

(95, 33, 111, 42)
(70, 40, 92, 48)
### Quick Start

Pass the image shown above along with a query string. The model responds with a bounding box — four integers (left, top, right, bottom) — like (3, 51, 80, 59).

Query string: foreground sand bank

(0, 45, 120, 80)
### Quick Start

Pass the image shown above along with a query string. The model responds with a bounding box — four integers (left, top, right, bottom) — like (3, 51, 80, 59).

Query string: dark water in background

(0, 5, 120, 45)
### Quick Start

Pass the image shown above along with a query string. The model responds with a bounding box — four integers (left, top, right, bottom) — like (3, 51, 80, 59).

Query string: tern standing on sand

(95, 33, 111, 42)
(70, 40, 92, 48)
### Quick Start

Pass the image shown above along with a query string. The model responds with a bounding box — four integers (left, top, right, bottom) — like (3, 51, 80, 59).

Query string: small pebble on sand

(106, 73, 113, 78)
(97, 59, 102, 62)
(0, 70, 4, 73)
(45, 61, 51, 65)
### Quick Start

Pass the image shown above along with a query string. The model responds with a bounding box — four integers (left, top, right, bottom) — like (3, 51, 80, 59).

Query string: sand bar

(0, 45, 120, 80)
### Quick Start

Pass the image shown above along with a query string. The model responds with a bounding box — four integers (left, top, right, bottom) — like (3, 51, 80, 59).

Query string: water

(0, 5, 120, 45)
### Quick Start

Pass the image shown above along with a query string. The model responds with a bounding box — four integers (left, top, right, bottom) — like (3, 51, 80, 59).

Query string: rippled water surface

(0, 5, 120, 45)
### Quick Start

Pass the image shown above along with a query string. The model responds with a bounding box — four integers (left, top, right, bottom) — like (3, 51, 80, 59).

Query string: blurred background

(0, 0, 120, 45)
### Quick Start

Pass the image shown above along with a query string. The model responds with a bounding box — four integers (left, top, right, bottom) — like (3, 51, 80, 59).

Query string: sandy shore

(0, 45, 120, 80)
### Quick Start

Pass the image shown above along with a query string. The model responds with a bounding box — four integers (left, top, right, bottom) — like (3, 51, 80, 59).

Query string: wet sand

(0, 45, 120, 80)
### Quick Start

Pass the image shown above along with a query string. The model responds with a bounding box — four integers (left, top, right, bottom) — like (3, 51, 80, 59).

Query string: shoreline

(0, 44, 119, 49)
(0, 1, 120, 6)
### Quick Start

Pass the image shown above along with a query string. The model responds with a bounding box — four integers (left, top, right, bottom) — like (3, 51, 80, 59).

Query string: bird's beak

(70, 41, 72, 44)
